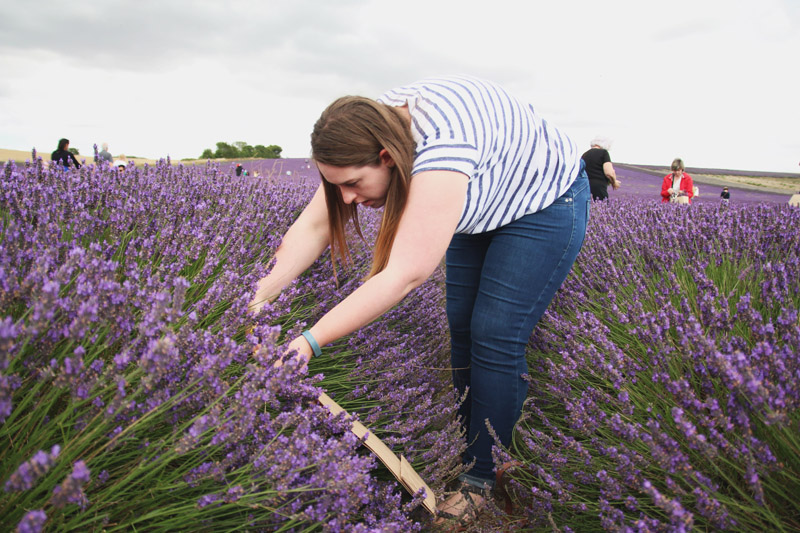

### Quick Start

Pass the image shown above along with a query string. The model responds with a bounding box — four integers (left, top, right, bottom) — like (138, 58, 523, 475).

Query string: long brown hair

(311, 96, 415, 279)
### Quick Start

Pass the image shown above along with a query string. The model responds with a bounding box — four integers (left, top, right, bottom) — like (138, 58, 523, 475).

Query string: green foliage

(213, 142, 237, 159)
(68, 148, 79, 156)
(255, 145, 282, 159)
(200, 142, 282, 160)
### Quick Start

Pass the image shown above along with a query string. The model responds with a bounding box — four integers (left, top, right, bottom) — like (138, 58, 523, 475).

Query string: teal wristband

(301, 330, 322, 358)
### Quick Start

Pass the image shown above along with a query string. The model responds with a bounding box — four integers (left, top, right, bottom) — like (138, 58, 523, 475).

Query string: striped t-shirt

(378, 75, 581, 234)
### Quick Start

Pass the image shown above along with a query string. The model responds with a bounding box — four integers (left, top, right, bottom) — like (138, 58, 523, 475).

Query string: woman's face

(317, 150, 394, 209)
(672, 168, 683, 179)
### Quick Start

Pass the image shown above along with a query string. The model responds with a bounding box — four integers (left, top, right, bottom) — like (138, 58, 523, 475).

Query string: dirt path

(690, 173, 800, 194)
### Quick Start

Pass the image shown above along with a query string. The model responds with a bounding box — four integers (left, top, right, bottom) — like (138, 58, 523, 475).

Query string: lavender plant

(492, 199, 800, 532)
(9, 153, 794, 532)
(0, 155, 461, 531)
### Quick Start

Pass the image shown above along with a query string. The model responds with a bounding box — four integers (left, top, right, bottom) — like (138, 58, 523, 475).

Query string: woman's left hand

(273, 335, 313, 369)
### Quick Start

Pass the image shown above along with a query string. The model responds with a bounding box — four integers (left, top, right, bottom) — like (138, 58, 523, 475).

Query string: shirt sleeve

(381, 88, 480, 178)
(412, 139, 479, 178)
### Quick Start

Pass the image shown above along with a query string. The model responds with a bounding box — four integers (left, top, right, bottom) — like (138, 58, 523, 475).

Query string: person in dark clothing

(51, 138, 81, 169)
(720, 187, 730, 202)
(581, 136, 619, 201)
(98, 142, 113, 164)
(235, 163, 243, 177)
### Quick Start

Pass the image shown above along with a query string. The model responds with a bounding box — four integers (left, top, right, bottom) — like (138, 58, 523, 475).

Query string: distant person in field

(98, 142, 113, 164)
(112, 155, 128, 171)
(720, 187, 730, 202)
(581, 136, 620, 200)
(50, 138, 81, 169)
(661, 158, 694, 204)
(235, 163, 243, 177)
(247, 75, 590, 528)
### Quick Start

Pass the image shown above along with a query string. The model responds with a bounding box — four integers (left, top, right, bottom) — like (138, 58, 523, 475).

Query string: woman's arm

(249, 184, 331, 314)
(603, 161, 620, 190)
(683, 174, 694, 199)
(661, 176, 673, 200)
(284, 170, 468, 361)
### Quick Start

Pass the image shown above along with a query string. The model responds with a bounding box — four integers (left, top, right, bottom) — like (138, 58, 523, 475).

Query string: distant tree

(264, 145, 282, 159)
(253, 145, 268, 158)
(198, 142, 282, 159)
(214, 142, 237, 159)
(68, 147, 79, 155)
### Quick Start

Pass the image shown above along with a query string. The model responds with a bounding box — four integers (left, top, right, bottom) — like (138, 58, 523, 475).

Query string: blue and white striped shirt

(378, 75, 581, 234)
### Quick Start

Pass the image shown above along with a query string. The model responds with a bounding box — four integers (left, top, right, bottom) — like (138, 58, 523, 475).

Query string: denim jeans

(445, 173, 590, 483)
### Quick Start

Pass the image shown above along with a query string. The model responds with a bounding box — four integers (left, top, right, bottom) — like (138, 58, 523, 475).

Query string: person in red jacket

(660, 158, 694, 204)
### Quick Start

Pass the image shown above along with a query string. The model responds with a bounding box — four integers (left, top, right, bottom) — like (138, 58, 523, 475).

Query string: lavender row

(489, 199, 800, 531)
(0, 155, 461, 531)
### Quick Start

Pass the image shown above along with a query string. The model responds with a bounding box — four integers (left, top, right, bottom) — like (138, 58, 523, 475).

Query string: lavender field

(236, 159, 798, 206)
(609, 164, 795, 205)
(2, 156, 799, 532)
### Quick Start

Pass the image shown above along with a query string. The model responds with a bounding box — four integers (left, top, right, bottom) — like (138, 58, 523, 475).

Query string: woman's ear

(379, 148, 396, 168)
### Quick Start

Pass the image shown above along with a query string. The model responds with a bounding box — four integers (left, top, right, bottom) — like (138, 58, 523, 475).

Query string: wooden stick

(317, 392, 437, 514)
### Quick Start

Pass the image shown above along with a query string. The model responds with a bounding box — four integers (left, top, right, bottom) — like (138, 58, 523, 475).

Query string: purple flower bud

(16, 510, 46, 533)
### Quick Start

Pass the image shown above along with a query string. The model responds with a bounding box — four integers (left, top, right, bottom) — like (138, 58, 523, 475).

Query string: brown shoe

(495, 460, 523, 515)
(434, 481, 490, 530)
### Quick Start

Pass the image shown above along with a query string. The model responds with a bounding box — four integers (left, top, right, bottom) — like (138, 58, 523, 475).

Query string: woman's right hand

(248, 288, 276, 315)
(247, 184, 331, 316)
(247, 273, 280, 314)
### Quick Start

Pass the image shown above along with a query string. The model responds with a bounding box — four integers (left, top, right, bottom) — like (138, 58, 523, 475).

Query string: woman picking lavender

(660, 157, 694, 204)
(249, 75, 590, 527)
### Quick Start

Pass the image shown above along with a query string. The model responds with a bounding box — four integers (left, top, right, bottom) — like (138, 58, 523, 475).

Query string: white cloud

(1, 0, 798, 171)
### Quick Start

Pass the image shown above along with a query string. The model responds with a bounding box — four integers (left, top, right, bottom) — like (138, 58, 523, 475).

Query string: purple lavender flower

(0, 372, 22, 423)
(0, 316, 19, 370)
(15, 510, 46, 533)
(50, 460, 90, 509)
(4, 445, 61, 492)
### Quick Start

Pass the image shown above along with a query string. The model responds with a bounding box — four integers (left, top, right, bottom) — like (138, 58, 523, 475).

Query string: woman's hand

(247, 185, 331, 316)
(248, 281, 278, 315)
(273, 335, 313, 369)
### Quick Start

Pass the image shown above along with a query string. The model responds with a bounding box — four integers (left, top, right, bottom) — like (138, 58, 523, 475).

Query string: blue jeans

(445, 174, 590, 484)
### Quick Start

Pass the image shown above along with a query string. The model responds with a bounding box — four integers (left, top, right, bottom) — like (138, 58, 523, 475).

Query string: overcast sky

(1, 0, 798, 172)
